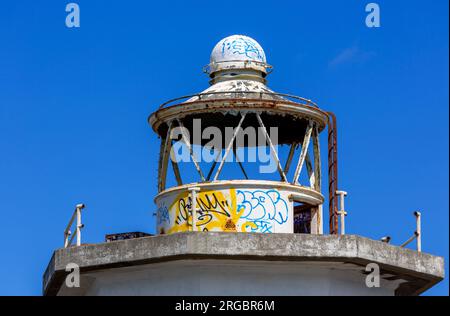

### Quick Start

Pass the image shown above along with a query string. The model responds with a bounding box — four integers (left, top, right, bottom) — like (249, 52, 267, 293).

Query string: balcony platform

(43, 232, 444, 296)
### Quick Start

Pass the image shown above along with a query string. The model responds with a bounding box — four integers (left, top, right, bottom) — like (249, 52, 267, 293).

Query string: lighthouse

(43, 35, 444, 296)
(150, 35, 327, 236)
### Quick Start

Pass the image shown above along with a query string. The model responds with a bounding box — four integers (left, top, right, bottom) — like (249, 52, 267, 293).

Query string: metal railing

(400, 211, 422, 252)
(64, 204, 85, 248)
(157, 91, 319, 110)
(380, 212, 422, 252)
(336, 190, 348, 235)
(189, 187, 200, 231)
(333, 192, 423, 253)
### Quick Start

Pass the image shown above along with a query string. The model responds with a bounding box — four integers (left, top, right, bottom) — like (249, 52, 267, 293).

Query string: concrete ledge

(43, 232, 444, 296)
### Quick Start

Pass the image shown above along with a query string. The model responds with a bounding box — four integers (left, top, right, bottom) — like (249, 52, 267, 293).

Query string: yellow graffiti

(167, 188, 254, 233)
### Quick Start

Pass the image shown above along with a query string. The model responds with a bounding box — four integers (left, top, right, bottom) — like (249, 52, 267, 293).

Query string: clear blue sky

(0, 0, 448, 295)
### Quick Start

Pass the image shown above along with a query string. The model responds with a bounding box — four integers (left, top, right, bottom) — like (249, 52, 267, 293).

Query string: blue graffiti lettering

(157, 205, 170, 225)
(237, 189, 288, 233)
(249, 220, 273, 233)
(221, 37, 264, 61)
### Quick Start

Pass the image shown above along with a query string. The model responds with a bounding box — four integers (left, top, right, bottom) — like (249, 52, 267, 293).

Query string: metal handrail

(336, 190, 348, 235)
(400, 211, 422, 252)
(189, 187, 200, 231)
(64, 204, 85, 248)
(158, 91, 319, 110)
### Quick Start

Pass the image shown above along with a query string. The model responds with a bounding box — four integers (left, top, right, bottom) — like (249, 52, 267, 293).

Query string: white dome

(210, 35, 266, 64)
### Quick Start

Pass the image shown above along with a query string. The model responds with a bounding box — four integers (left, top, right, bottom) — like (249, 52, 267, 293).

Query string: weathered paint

(293, 120, 313, 184)
(207, 35, 269, 77)
(211, 35, 266, 64)
(149, 97, 328, 136)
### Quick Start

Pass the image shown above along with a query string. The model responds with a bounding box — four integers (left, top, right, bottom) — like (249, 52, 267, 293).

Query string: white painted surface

(60, 260, 403, 296)
(208, 35, 269, 76)
(210, 35, 266, 64)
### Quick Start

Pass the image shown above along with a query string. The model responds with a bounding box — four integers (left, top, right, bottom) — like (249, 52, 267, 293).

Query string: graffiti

(168, 189, 246, 233)
(157, 205, 170, 225)
(221, 36, 265, 61)
(246, 220, 273, 233)
(174, 192, 231, 227)
(196, 192, 231, 217)
(157, 188, 289, 234)
(237, 189, 288, 225)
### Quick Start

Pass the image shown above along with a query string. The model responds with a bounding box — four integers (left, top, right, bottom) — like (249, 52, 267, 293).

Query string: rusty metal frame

(293, 121, 313, 185)
(158, 121, 173, 192)
(305, 153, 315, 189)
(212, 113, 247, 181)
(283, 141, 317, 190)
(149, 98, 328, 137)
(152, 93, 332, 235)
(176, 119, 206, 182)
(205, 159, 218, 181)
(327, 112, 339, 235)
(312, 124, 321, 192)
(158, 120, 184, 192)
(255, 113, 288, 182)
(158, 91, 319, 110)
(233, 146, 249, 180)
(205, 113, 249, 181)
(169, 138, 183, 187)
(283, 142, 298, 177)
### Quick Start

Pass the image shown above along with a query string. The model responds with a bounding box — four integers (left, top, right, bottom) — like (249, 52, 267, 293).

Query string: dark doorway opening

(293, 202, 312, 234)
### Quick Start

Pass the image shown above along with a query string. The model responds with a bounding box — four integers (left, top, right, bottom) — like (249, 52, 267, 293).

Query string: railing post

(415, 211, 421, 252)
(64, 230, 70, 248)
(189, 187, 200, 232)
(336, 190, 348, 235)
(400, 211, 422, 252)
(64, 203, 85, 248)
(76, 204, 84, 246)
